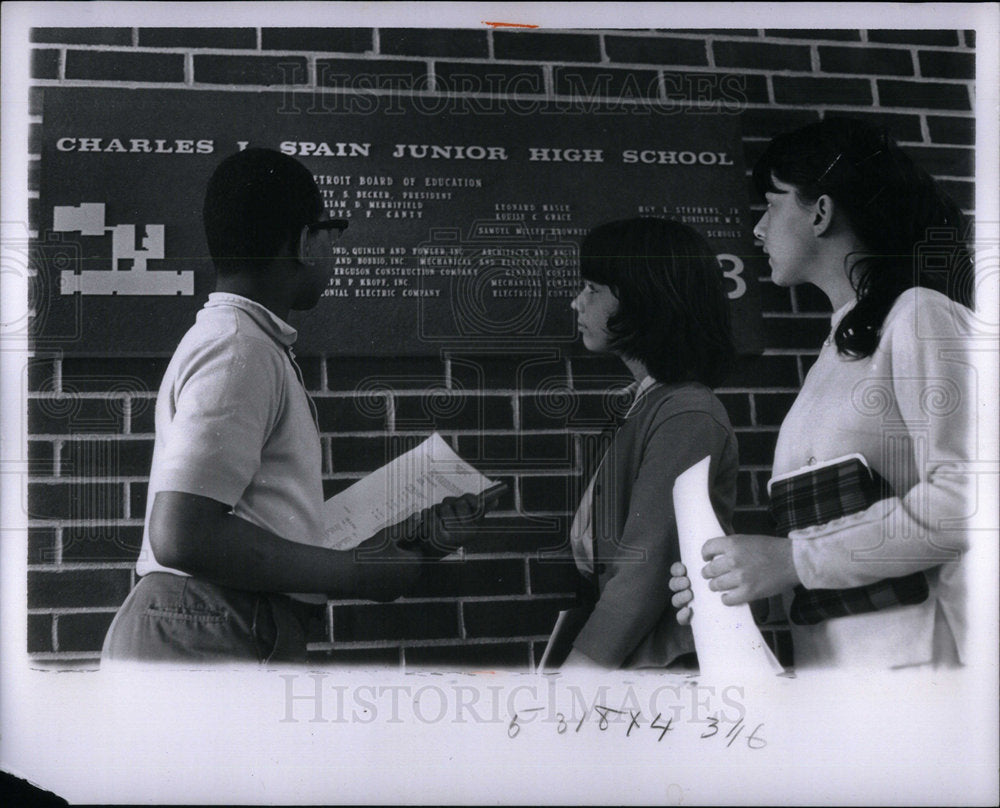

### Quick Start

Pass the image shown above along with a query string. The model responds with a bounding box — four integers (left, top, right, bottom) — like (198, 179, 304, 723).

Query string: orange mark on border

(481, 21, 540, 29)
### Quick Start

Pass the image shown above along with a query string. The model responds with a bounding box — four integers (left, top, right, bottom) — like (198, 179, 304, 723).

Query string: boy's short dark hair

(580, 217, 735, 387)
(202, 147, 323, 275)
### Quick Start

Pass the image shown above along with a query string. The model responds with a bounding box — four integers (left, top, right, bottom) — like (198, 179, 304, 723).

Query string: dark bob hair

(579, 217, 735, 387)
(203, 147, 323, 276)
(752, 117, 972, 358)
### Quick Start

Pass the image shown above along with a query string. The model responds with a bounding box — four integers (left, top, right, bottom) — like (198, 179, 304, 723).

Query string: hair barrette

(853, 148, 885, 168)
(863, 185, 887, 207)
(816, 152, 844, 183)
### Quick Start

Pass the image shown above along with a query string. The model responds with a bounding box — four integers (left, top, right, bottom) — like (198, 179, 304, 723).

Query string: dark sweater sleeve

(572, 410, 735, 667)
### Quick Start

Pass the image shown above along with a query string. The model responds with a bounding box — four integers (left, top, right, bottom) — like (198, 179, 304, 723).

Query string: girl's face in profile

(753, 175, 818, 289)
(571, 279, 619, 354)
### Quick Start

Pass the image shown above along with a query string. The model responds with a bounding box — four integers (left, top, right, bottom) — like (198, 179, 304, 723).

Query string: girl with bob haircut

(671, 117, 976, 669)
(550, 217, 739, 670)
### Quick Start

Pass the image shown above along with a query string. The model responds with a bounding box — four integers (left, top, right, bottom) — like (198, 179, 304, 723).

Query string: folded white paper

(322, 432, 496, 550)
(672, 456, 785, 677)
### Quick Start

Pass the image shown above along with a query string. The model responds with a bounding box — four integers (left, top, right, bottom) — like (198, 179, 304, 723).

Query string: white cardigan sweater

(772, 287, 975, 668)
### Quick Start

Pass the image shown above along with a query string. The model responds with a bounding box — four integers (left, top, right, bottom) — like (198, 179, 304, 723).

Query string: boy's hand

(669, 561, 694, 625)
(409, 486, 505, 557)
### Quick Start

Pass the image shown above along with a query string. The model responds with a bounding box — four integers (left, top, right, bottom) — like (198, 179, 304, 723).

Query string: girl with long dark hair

(671, 118, 975, 668)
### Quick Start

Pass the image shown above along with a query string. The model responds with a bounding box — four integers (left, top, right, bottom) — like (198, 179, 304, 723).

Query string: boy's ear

(297, 225, 314, 265)
(812, 194, 835, 237)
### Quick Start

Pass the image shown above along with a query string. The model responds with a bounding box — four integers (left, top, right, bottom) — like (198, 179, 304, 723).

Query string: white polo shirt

(136, 293, 326, 601)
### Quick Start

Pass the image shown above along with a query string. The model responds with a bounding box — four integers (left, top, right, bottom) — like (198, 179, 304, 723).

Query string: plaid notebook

(768, 454, 929, 626)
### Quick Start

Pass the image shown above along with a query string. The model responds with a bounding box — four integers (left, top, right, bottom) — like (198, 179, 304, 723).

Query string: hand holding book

(670, 453, 930, 630)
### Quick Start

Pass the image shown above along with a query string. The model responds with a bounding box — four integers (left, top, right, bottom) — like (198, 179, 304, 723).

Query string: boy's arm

(149, 491, 428, 601)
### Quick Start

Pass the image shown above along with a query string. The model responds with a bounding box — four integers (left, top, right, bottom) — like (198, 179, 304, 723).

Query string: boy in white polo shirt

(102, 148, 484, 664)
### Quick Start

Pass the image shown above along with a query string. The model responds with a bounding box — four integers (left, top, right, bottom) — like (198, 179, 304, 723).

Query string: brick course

(30, 49, 60, 80)
(927, 114, 975, 145)
(493, 31, 602, 63)
(30, 28, 132, 46)
(764, 30, 861, 41)
(194, 54, 309, 86)
(878, 79, 972, 110)
(138, 28, 256, 49)
(64, 50, 185, 83)
(918, 50, 975, 80)
(381, 28, 489, 59)
(434, 63, 545, 95)
(773, 76, 874, 106)
(554, 66, 664, 101)
(463, 597, 573, 637)
(261, 28, 373, 53)
(818, 46, 914, 76)
(867, 30, 961, 47)
(713, 41, 811, 71)
(315, 57, 429, 90)
(605, 35, 708, 66)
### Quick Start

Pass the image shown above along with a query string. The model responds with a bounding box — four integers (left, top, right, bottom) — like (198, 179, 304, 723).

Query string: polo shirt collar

(205, 292, 298, 348)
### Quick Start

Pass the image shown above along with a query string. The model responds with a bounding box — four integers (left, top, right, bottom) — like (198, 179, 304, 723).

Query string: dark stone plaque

(36, 87, 764, 355)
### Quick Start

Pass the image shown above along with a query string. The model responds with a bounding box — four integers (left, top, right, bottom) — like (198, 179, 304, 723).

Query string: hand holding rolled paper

(672, 456, 785, 677)
(701, 533, 800, 604)
(669, 561, 694, 625)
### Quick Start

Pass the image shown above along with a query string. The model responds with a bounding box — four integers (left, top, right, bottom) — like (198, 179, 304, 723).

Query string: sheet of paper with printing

(673, 456, 785, 677)
(323, 432, 496, 550)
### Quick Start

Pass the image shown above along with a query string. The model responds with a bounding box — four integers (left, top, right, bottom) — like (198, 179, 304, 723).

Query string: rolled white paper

(672, 456, 785, 677)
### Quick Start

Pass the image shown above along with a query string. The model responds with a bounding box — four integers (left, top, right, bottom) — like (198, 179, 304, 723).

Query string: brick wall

(25, 27, 976, 668)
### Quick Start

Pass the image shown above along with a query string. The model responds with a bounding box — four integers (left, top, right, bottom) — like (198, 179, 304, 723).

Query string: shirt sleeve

(792, 294, 975, 589)
(572, 410, 735, 667)
(154, 336, 285, 507)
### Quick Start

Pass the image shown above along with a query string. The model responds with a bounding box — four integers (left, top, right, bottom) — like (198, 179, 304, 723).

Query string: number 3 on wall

(717, 253, 746, 300)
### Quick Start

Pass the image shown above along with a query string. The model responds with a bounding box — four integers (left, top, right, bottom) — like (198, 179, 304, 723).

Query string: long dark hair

(752, 117, 973, 358)
(579, 217, 735, 387)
